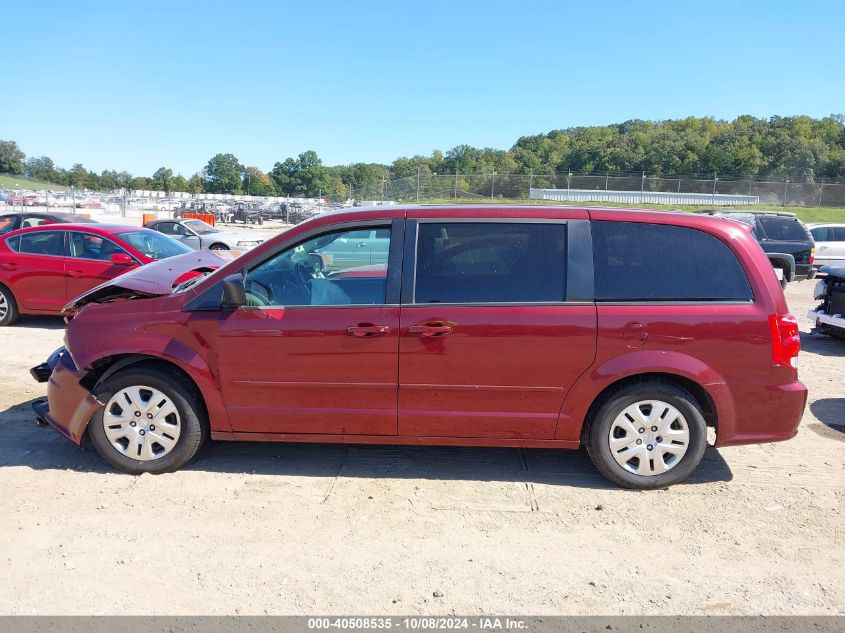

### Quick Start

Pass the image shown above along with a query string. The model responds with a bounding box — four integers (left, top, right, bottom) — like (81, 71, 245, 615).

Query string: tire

(0, 284, 19, 326)
(209, 243, 229, 251)
(88, 365, 207, 474)
(779, 271, 788, 289)
(584, 380, 708, 489)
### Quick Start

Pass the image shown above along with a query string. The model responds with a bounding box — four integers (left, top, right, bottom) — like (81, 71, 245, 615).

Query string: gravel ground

(0, 281, 842, 615)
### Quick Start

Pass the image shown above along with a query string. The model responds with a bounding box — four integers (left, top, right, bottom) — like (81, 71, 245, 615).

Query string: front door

(398, 220, 597, 439)
(213, 221, 403, 435)
(65, 231, 140, 301)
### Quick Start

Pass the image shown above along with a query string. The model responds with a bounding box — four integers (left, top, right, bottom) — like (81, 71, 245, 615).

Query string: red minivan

(30, 206, 807, 488)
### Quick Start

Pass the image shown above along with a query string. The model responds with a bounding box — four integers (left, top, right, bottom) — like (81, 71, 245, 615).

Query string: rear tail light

(810, 248, 815, 265)
(768, 314, 800, 368)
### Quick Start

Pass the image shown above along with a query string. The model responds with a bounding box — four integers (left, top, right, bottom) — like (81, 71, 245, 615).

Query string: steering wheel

(245, 279, 273, 307)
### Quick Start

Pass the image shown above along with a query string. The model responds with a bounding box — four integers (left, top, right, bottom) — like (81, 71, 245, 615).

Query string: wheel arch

(578, 372, 718, 444)
(78, 353, 222, 435)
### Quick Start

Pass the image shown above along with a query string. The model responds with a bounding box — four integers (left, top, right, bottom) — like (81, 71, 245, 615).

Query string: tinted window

(414, 222, 566, 303)
(593, 221, 752, 302)
(245, 226, 391, 307)
(833, 227, 845, 241)
(758, 217, 808, 241)
(14, 231, 66, 257)
(68, 232, 131, 261)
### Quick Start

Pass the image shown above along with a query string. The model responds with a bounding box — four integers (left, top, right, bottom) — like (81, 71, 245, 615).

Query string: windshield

(116, 229, 193, 260)
(759, 217, 808, 241)
(184, 219, 219, 235)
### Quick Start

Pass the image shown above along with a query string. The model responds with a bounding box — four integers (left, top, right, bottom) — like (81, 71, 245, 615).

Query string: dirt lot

(0, 282, 842, 615)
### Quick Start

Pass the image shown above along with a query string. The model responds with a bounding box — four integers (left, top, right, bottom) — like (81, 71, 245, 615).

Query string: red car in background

(0, 224, 193, 326)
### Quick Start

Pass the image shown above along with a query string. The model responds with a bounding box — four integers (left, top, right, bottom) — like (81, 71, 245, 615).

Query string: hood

(64, 249, 237, 311)
(820, 264, 845, 279)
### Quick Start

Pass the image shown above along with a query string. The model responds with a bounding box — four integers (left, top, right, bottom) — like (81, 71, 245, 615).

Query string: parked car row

(23, 205, 808, 490)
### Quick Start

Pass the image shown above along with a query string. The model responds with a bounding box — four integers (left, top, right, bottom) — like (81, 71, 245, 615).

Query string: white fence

(529, 188, 759, 206)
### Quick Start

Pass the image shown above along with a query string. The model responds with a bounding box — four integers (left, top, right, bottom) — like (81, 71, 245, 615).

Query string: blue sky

(2, 0, 844, 176)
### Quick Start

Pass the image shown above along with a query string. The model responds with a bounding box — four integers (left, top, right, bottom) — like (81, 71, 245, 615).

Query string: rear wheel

(585, 381, 707, 489)
(88, 366, 207, 474)
(0, 285, 19, 326)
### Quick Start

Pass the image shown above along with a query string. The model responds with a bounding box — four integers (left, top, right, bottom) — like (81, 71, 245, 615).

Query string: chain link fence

(345, 172, 845, 207)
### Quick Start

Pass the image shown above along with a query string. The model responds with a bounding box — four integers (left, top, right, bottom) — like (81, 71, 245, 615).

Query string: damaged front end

(30, 249, 235, 443)
(808, 265, 845, 339)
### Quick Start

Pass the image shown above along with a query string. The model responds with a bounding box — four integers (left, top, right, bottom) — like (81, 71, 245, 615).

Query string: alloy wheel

(102, 385, 182, 461)
(0, 293, 7, 320)
(608, 400, 690, 476)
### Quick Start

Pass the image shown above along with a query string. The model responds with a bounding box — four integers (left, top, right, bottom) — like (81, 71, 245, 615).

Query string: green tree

(0, 140, 25, 175)
(202, 153, 244, 194)
(152, 167, 174, 193)
(25, 156, 57, 182)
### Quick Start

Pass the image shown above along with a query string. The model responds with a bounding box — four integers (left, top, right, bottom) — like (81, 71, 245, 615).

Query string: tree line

(2, 114, 843, 198)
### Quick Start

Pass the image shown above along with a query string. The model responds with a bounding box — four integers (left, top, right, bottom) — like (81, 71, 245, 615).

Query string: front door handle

(347, 323, 391, 337)
(67, 270, 84, 278)
(409, 323, 454, 337)
(1, 262, 17, 271)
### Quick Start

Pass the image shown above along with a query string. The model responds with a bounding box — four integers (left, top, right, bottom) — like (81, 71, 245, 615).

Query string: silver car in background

(144, 218, 264, 252)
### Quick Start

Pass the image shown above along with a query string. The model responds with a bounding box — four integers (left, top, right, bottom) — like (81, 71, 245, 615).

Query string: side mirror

(110, 253, 134, 266)
(221, 273, 246, 310)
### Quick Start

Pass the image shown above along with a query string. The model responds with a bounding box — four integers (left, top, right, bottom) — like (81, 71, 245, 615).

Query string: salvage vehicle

(0, 224, 192, 326)
(30, 206, 807, 488)
(144, 218, 264, 251)
(0, 211, 97, 234)
(701, 211, 815, 287)
(808, 265, 845, 339)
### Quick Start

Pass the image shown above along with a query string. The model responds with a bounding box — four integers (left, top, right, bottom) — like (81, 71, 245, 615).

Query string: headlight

(813, 279, 827, 300)
(237, 240, 259, 247)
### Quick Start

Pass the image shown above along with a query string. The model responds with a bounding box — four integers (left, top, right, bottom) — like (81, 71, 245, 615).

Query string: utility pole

(605, 172, 609, 191)
(783, 177, 789, 207)
(712, 172, 717, 200)
(818, 179, 825, 207)
(416, 166, 420, 202)
(491, 171, 495, 200)
(454, 169, 458, 199)
(641, 171, 645, 192)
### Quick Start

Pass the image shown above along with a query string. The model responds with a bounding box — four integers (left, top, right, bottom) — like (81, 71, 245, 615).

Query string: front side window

(68, 232, 132, 261)
(413, 222, 567, 304)
(592, 221, 753, 302)
(810, 227, 830, 241)
(244, 226, 391, 307)
(12, 231, 66, 257)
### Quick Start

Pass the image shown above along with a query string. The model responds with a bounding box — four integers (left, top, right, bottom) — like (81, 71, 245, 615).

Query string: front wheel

(209, 243, 229, 251)
(584, 381, 707, 489)
(88, 366, 207, 474)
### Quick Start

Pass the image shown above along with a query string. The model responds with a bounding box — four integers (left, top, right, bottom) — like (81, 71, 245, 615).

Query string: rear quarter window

(592, 221, 753, 302)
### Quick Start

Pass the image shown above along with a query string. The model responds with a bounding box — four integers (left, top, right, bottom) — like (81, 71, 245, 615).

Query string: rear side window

(810, 227, 830, 241)
(758, 217, 808, 241)
(414, 222, 566, 303)
(11, 231, 66, 257)
(0, 215, 15, 235)
(593, 221, 752, 302)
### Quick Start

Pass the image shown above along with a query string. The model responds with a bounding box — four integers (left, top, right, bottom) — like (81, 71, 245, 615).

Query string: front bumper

(808, 308, 845, 333)
(30, 351, 103, 444)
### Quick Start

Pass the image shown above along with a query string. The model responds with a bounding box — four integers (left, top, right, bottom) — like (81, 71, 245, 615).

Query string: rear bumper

(715, 380, 807, 447)
(32, 353, 102, 445)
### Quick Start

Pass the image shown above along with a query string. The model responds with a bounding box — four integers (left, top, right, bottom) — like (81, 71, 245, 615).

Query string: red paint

(42, 206, 806, 453)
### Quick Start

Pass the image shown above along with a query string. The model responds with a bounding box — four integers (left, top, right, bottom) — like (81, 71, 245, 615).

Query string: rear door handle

(409, 323, 453, 337)
(347, 324, 391, 337)
(1, 262, 17, 271)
